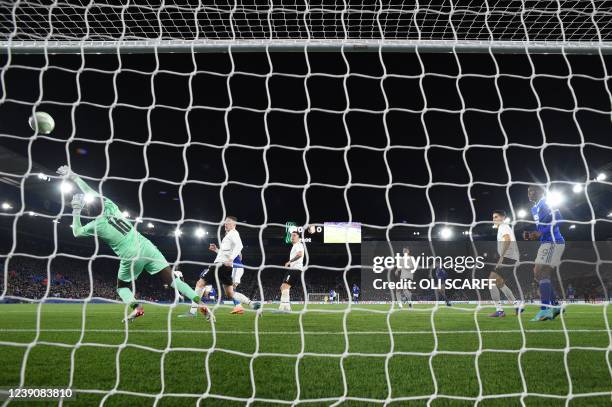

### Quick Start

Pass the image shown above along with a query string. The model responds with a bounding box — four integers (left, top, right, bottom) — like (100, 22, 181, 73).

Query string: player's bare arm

(285, 251, 303, 268)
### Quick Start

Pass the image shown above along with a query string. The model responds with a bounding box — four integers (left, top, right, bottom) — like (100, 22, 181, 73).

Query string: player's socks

(405, 290, 412, 304)
(171, 278, 199, 303)
(539, 279, 553, 310)
(500, 285, 516, 303)
(490, 285, 503, 312)
(189, 287, 205, 315)
(117, 287, 136, 305)
(280, 288, 291, 311)
(232, 292, 252, 306)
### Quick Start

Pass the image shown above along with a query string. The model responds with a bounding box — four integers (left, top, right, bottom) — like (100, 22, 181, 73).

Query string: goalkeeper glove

(56, 165, 76, 180)
(71, 194, 85, 212)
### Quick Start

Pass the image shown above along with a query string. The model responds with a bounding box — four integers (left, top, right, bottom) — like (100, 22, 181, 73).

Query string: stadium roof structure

(0, 0, 611, 53)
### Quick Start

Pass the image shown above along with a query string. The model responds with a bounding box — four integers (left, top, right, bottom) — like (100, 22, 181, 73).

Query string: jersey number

(109, 217, 132, 235)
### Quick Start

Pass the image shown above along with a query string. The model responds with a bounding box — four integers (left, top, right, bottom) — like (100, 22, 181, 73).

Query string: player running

(352, 284, 360, 303)
(179, 254, 242, 318)
(395, 247, 415, 309)
(57, 166, 213, 323)
(524, 186, 565, 321)
(489, 210, 522, 317)
(329, 288, 337, 303)
(278, 230, 304, 313)
(207, 216, 260, 314)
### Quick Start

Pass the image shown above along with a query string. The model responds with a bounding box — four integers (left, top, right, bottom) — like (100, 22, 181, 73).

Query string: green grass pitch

(0, 303, 610, 406)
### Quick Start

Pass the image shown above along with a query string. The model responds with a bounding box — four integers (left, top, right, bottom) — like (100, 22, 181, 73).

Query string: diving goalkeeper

(57, 166, 213, 323)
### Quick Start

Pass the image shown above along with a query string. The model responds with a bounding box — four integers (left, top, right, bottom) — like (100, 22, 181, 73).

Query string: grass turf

(0, 303, 610, 406)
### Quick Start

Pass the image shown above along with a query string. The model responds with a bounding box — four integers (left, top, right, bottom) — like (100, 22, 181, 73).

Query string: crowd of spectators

(1, 256, 609, 303)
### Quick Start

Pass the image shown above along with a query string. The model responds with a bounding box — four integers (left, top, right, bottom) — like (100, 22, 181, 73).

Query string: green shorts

(117, 240, 169, 282)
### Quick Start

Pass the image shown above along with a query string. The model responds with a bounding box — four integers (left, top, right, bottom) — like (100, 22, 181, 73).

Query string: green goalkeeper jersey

(71, 177, 147, 259)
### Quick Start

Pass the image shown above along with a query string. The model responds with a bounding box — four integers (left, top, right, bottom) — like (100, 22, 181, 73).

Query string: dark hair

(291, 230, 300, 235)
(528, 185, 544, 192)
(492, 210, 506, 217)
(226, 216, 237, 222)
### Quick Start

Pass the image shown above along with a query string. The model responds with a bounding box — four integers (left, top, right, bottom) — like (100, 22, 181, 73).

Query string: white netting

(1, 0, 611, 42)
(1, 0, 612, 406)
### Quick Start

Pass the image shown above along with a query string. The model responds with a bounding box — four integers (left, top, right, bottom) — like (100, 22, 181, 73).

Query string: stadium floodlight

(569, 224, 576, 230)
(546, 190, 565, 208)
(596, 173, 607, 181)
(135, 217, 143, 223)
(60, 181, 73, 194)
(174, 228, 182, 237)
(147, 222, 155, 229)
(607, 212, 612, 218)
(439, 227, 453, 240)
(517, 209, 527, 218)
(1, 202, 12, 210)
(28, 211, 35, 216)
(122, 211, 129, 218)
(195, 227, 206, 238)
(37, 172, 47, 180)
(572, 184, 583, 193)
(84, 193, 95, 204)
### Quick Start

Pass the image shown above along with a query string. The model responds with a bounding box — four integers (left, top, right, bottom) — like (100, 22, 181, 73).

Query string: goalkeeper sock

(280, 288, 291, 310)
(490, 285, 503, 311)
(117, 287, 136, 306)
(232, 292, 251, 306)
(189, 287, 204, 315)
(500, 285, 516, 303)
(539, 279, 553, 310)
(171, 278, 199, 303)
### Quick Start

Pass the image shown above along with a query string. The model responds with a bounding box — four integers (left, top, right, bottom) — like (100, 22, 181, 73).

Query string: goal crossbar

(2, 39, 612, 54)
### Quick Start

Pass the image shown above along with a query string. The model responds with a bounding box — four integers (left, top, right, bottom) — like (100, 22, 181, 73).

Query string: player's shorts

(232, 267, 244, 286)
(399, 272, 414, 280)
(117, 240, 169, 282)
(535, 243, 565, 267)
(200, 264, 234, 288)
(353, 293, 359, 299)
(283, 268, 301, 286)
(491, 257, 518, 275)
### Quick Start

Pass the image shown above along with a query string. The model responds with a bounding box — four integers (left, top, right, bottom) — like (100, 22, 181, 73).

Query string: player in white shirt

(489, 210, 522, 317)
(204, 216, 260, 315)
(395, 247, 415, 308)
(278, 231, 304, 312)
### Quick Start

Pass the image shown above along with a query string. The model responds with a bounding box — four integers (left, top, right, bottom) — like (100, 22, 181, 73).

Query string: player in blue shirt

(524, 186, 565, 321)
(329, 289, 336, 303)
(435, 267, 451, 306)
(566, 284, 575, 303)
(352, 284, 360, 303)
(208, 286, 217, 303)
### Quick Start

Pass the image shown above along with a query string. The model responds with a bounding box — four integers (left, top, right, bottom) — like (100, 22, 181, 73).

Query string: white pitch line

(0, 328, 609, 335)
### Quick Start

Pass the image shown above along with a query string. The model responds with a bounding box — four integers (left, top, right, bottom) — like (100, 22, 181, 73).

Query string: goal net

(1, 0, 611, 405)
